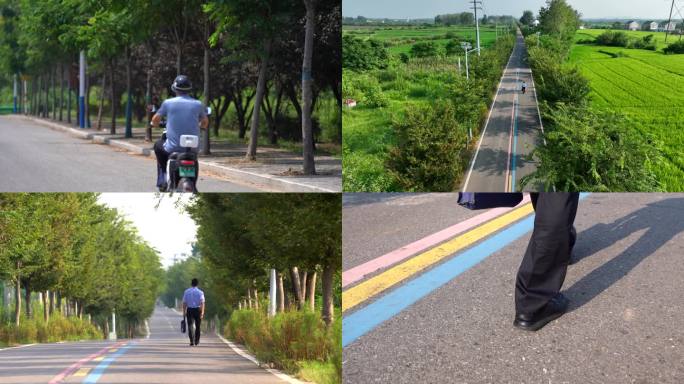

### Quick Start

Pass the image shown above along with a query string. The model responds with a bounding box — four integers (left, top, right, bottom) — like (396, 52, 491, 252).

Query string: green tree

(538, 0, 580, 43)
(520, 10, 535, 26)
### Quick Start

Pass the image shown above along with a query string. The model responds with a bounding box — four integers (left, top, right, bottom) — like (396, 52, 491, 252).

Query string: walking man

(514, 192, 580, 331)
(182, 278, 205, 346)
(521, 81, 527, 94)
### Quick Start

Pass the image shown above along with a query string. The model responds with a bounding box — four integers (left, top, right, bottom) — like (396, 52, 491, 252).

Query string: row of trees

(521, 0, 663, 191)
(162, 194, 341, 325)
(0, 194, 163, 337)
(0, 0, 341, 174)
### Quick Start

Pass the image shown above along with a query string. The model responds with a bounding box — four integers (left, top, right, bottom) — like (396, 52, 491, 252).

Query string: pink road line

(342, 194, 531, 288)
(48, 340, 127, 384)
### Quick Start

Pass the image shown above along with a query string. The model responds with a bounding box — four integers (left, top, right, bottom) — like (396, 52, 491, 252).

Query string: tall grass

(224, 309, 341, 384)
(0, 311, 101, 346)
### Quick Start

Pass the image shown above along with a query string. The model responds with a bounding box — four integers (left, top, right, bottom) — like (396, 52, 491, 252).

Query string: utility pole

(13, 74, 17, 113)
(78, 50, 86, 129)
(268, 269, 277, 317)
(666, 0, 675, 43)
(471, 0, 483, 56)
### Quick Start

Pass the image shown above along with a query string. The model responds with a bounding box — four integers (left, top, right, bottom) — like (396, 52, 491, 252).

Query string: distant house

(344, 99, 357, 108)
(579, 24, 586, 30)
(625, 21, 640, 31)
(533, 19, 540, 27)
(648, 21, 660, 31)
(664, 21, 678, 31)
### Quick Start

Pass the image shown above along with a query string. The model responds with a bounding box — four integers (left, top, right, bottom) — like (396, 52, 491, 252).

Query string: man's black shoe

(514, 294, 569, 332)
(190, 342, 194, 346)
(159, 182, 168, 193)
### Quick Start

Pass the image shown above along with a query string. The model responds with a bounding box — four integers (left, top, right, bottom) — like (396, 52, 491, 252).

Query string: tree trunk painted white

(306, 271, 317, 311)
(14, 266, 21, 326)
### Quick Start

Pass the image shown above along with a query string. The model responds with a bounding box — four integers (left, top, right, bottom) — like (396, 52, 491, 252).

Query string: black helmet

(171, 75, 192, 93)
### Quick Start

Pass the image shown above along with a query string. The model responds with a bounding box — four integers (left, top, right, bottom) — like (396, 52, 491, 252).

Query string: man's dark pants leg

(153, 139, 169, 187)
(186, 307, 201, 345)
(515, 193, 580, 315)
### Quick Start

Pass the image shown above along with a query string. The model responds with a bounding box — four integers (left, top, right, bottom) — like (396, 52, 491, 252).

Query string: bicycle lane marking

(342, 202, 535, 312)
(342, 195, 531, 288)
(343, 193, 590, 346)
(83, 342, 137, 384)
(48, 341, 128, 384)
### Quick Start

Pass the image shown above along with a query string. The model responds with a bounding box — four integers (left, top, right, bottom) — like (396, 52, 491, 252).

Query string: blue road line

(511, 92, 519, 191)
(83, 343, 135, 383)
(342, 193, 590, 347)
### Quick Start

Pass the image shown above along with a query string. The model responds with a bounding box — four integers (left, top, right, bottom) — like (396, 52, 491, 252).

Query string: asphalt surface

(0, 306, 288, 384)
(463, 30, 541, 192)
(0, 117, 259, 192)
(343, 193, 684, 383)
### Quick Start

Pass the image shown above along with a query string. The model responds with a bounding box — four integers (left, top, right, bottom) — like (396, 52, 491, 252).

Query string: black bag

(181, 319, 186, 333)
(458, 192, 524, 210)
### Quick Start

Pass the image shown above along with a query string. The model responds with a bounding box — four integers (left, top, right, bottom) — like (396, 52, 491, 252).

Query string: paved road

(343, 193, 684, 383)
(463, 30, 542, 192)
(0, 117, 259, 192)
(0, 306, 288, 384)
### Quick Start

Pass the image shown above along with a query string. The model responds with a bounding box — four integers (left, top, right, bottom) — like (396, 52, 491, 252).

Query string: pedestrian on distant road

(514, 193, 579, 331)
(182, 278, 205, 346)
(521, 81, 527, 94)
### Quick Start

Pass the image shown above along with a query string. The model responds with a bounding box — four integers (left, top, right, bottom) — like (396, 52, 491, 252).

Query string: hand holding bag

(181, 318, 186, 333)
(458, 192, 524, 210)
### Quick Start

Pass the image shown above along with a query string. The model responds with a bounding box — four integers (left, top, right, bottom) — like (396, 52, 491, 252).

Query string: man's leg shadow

(565, 197, 684, 312)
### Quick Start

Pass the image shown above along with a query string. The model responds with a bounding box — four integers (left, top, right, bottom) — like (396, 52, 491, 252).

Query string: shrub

(387, 102, 469, 191)
(399, 52, 410, 64)
(363, 84, 390, 108)
(528, 46, 590, 106)
(410, 41, 440, 58)
(664, 40, 684, 54)
(445, 39, 461, 56)
(521, 104, 664, 191)
(595, 31, 629, 47)
(343, 35, 389, 71)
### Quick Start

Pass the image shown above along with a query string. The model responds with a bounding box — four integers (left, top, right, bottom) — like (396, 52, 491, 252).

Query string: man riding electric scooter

(150, 75, 208, 192)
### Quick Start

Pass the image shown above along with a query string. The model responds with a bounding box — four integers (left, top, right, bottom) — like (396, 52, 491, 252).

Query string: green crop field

(570, 31, 684, 190)
(343, 25, 501, 55)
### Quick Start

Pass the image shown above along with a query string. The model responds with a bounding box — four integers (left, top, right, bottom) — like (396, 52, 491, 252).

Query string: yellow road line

(108, 348, 118, 353)
(73, 368, 91, 377)
(342, 203, 534, 312)
(93, 356, 104, 362)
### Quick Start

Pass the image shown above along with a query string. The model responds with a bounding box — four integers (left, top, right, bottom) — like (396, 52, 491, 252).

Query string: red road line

(342, 194, 531, 288)
(48, 341, 127, 384)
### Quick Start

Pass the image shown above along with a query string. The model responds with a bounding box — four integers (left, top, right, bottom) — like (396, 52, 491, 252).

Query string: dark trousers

(153, 139, 169, 179)
(186, 307, 201, 345)
(515, 193, 580, 315)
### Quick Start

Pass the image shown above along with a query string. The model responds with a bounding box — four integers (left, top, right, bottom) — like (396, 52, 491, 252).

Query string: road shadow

(565, 197, 684, 311)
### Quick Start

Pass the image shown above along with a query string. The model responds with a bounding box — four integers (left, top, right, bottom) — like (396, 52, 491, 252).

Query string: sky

(98, 194, 197, 269)
(343, 0, 680, 20)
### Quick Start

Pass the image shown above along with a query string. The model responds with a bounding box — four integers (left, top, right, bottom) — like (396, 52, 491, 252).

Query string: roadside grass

(569, 43, 684, 190)
(0, 310, 101, 346)
(224, 308, 341, 384)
